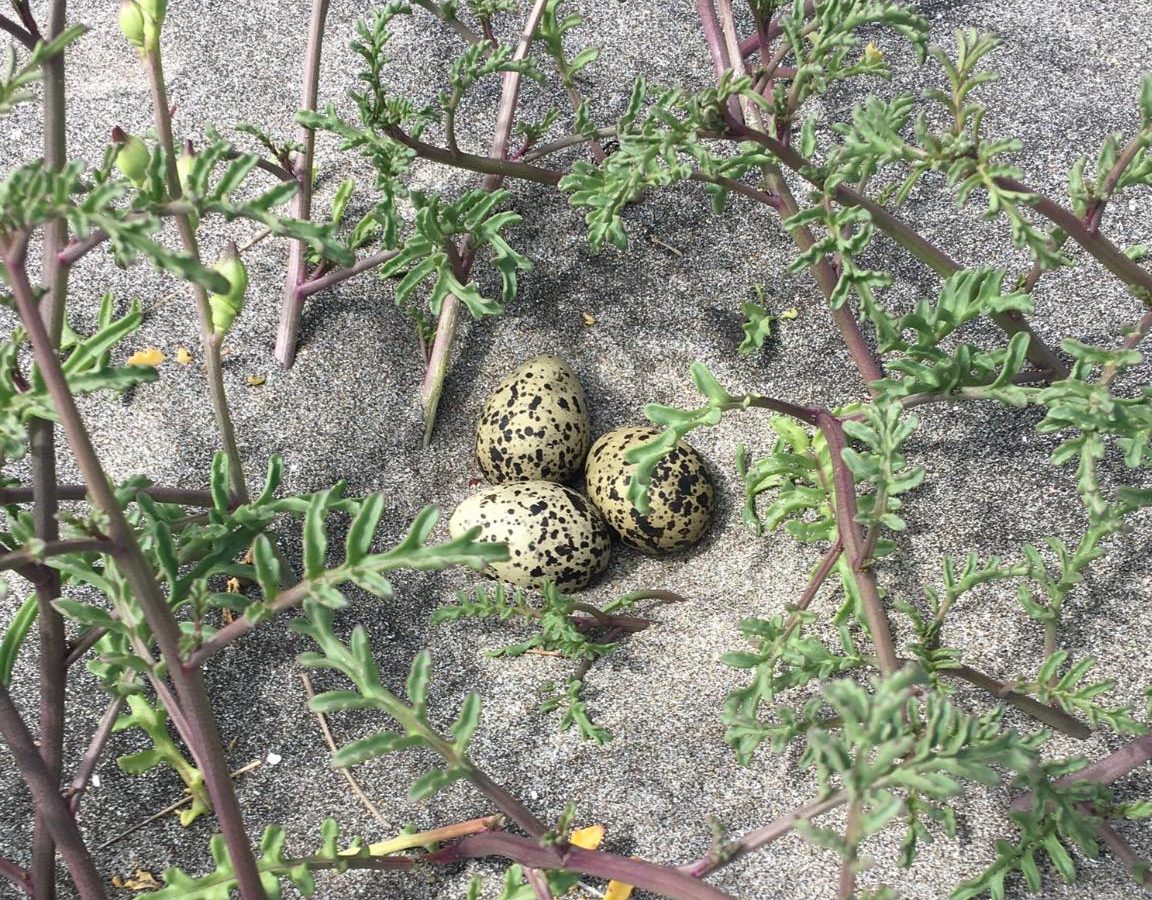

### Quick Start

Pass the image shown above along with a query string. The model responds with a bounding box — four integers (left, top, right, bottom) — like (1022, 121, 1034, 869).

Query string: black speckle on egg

(585, 425, 714, 554)
(475, 356, 591, 485)
(447, 481, 611, 590)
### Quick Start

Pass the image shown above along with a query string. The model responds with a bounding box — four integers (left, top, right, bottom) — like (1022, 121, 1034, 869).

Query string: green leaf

(346, 494, 385, 565)
(251, 534, 281, 599)
(303, 491, 330, 578)
(52, 599, 118, 629)
(406, 650, 431, 713)
(0, 595, 37, 686)
(331, 730, 422, 768)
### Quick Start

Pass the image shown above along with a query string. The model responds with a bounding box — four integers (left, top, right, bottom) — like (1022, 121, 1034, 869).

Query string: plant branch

(0, 539, 113, 571)
(0, 679, 106, 899)
(1093, 819, 1152, 889)
(816, 411, 900, 674)
(0, 857, 32, 897)
(703, 0, 884, 387)
(682, 791, 847, 877)
(31, 2, 71, 889)
(418, 0, 550, 445)
(0, 240, 268, 900)
(145, 49, 249, 504)
(297, 248, 402, 299)
(0, 13, 35, 49)
(0, 483, 220, 508)
(66, 697, 124, 814)
(995, 176, 1152, 298)
(274, 0, 329, 367)
(430, 831, 737, 900)
(1009, 734, 1152, 813)
(717, 122, 1069, 378)
(929, 663, 1091, 739)
(411, 0, 482, 45)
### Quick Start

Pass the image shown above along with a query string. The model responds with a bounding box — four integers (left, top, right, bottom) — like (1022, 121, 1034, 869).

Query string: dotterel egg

(585, 425, 714, 554)
(475, 355, 590, 484)
(448, 481, 611, 591)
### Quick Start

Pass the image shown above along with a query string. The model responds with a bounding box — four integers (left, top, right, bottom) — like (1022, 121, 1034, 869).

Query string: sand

(1, 1, 1150, 898)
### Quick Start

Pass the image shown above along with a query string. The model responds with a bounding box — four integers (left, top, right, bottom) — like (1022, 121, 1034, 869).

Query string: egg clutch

(448, 355, 714, 590)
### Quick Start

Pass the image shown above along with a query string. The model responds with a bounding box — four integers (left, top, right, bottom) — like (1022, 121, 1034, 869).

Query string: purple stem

(816, 411, 900, 674)
(274, 0, 330, 367)
(32, 3, 71, 892)
(1009, 734, 1152, 813)
(67, 698, 124, 814)
(0, 857, 32, 896)
(297, 248, 402, 300)
(0, 680, 106, 899)
(1094, 820, 1152, 888)
(431, 831, 736, 900)
(0, 14, 35, 49)
(681, 791, 846, 878)
(995, 176, 1152, 297)
(736, 0, 817, 59)
(0, 483, 219, 507)
(1, 241, 267, 900)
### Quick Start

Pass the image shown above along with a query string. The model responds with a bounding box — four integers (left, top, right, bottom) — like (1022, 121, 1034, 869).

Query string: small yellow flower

(569, 824, 605, 850)
(126, 347, 165, 367)
(175, 347, 193, 365)
(864, 42, 884, 65)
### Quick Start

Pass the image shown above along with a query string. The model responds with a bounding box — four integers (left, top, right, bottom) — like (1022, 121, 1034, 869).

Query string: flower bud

(863, 42, 884, 65)
(119, 0, 146, 50)
(209, 242, 248, 336)
(176, 140, 195, 194)
(112, 127, 150, 188)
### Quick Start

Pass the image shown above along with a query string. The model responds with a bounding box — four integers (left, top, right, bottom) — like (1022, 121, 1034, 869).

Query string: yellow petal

(246, 375, 266, 387)
(175, 347, 193, 365)
(864, 41, 884, 64)
(126, 347, 165, 366)
(569, 824, 605, 850)
(113, 868, 162, 891)
(581, 312, 597, 326)
(605, 880, 635, 900)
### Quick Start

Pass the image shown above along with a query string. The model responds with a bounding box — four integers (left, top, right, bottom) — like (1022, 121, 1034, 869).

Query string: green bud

(175, 140, 195, 194)
(176, 140, 200, 230)
(138, 0, 167, 22)
(209, 242, 248, 336)
(112, 127, 150, 188)
(119, 0, 146, 50)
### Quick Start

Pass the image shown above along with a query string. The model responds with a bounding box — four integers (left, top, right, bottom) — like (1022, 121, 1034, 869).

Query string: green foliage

(840, 399, 924, 534)
(951, 766, 1113, 900)
(113, 694, 212, 826)
(738, 285, 796, 355)
(901, 553, 1029, 678)
(140, 820, 366, 898)
(0, 292, 156, 461)
(432, 580, 638, 660)
(723, 615, 865, 761)
(538, 0, 599, 89)
(0, 593, 36, 685)
(1021, 652, 1143, 735)
(559, 75, 773, 249)
(794, 668, 1041, 871)
(0, 25, 88, 114)
(377, 189, 531, 319)
(775, 0, 928, 117)
(870, 269, 1036, 404)
(297, 608, 482, 800)
(540, 677, 611, 744)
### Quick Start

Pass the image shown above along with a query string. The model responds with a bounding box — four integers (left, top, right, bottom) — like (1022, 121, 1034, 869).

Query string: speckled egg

(448, 481, 611, 591)
(475, 355, 590, 484)
(585, 426, 714, 554)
